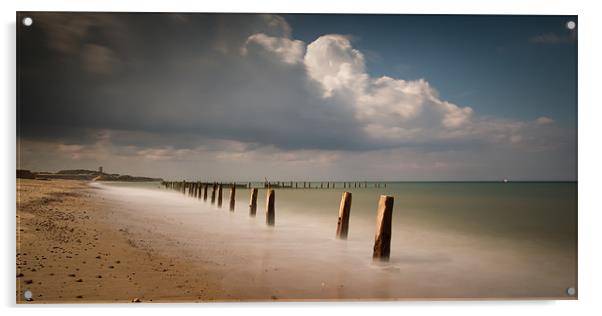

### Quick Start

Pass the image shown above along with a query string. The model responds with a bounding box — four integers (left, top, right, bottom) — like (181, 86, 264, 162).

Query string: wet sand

(16, 179, 577, 303)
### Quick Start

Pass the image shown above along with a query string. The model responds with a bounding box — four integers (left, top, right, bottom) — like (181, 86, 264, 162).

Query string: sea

(95, 181, 577, 299)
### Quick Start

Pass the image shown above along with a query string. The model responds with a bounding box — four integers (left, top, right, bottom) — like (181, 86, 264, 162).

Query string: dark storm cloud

(17, 12, 372, 151)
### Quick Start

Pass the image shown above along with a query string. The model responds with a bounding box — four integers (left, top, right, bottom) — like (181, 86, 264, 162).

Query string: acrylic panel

(16, 12, 577, 303)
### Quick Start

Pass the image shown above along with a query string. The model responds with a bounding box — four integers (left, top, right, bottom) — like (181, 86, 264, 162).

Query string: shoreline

(16, 179, 577, 303)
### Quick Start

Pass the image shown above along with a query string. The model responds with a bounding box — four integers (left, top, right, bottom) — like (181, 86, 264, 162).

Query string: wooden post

(336, 192, 352, 239)
(203, 184, 208, 201)
(211, 184, 216, 204)
(217, 184, 223, 208)
(229, 186, 236, 211)
(373, 195, 394, 261)
(266, 189, 275, 226)
(249, 188, 258, 216)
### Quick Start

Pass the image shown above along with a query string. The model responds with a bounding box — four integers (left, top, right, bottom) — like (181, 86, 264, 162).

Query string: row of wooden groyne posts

(161, 181, 393, 261)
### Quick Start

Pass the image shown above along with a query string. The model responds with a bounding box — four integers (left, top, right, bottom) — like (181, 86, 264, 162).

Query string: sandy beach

(16, 179, 577, 303)
(16, 179, 226, 303)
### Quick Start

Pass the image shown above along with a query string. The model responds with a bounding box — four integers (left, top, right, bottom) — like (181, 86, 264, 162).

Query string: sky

(17, 13, 577, 181)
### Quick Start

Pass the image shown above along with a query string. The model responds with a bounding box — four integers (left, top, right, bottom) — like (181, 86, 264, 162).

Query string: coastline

(16, 179, 577, 303)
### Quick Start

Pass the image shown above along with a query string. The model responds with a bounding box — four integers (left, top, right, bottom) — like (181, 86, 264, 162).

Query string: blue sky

(288, 15, 577, 127)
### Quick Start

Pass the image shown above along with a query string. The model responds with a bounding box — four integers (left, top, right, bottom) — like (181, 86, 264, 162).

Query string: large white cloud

(246, 32, 557, 150)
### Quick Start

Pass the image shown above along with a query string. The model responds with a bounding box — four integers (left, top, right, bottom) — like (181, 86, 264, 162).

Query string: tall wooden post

(217, 184, 223, 208)
(211, 184, 216, 204)
(203, 184, 208, 201)
(266, 189, 275, 226)
(373, 195, 394, 261)
(229, 186, 236, 211)
(336, 192, 352, 239)
(249, 188, 258, 216)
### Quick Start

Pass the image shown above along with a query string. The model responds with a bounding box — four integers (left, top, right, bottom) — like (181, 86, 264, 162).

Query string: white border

(2, 0, 601, 315)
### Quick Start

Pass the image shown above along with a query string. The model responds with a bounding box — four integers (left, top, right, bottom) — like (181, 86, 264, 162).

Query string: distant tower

(99, 166, 103, 174)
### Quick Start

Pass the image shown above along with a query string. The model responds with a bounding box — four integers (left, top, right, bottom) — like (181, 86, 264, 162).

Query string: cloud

(302, 35, 479, 145)
(17, 13, 576, 180)
(243, 33, 305, 65)
(305, 35, 368, 97)
(535, 116, 554, 125)
(81, 44, 117, 75)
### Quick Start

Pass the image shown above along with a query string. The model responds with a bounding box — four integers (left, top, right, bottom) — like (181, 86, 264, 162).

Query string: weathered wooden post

(229, 185, 236, 211)
(211, 184, 217, 204)
(336, 192, 352, 239)
(266, 189, 275, 226)
(373, 195, 394, 261)
(217, 184, 223, 208)
(203, 184, 208, 201)
(249, 188, 258, 216)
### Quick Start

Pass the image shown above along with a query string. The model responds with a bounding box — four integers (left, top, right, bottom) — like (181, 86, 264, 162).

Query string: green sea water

(98, 180, 577, 298)
(106, 181, 577, 250)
